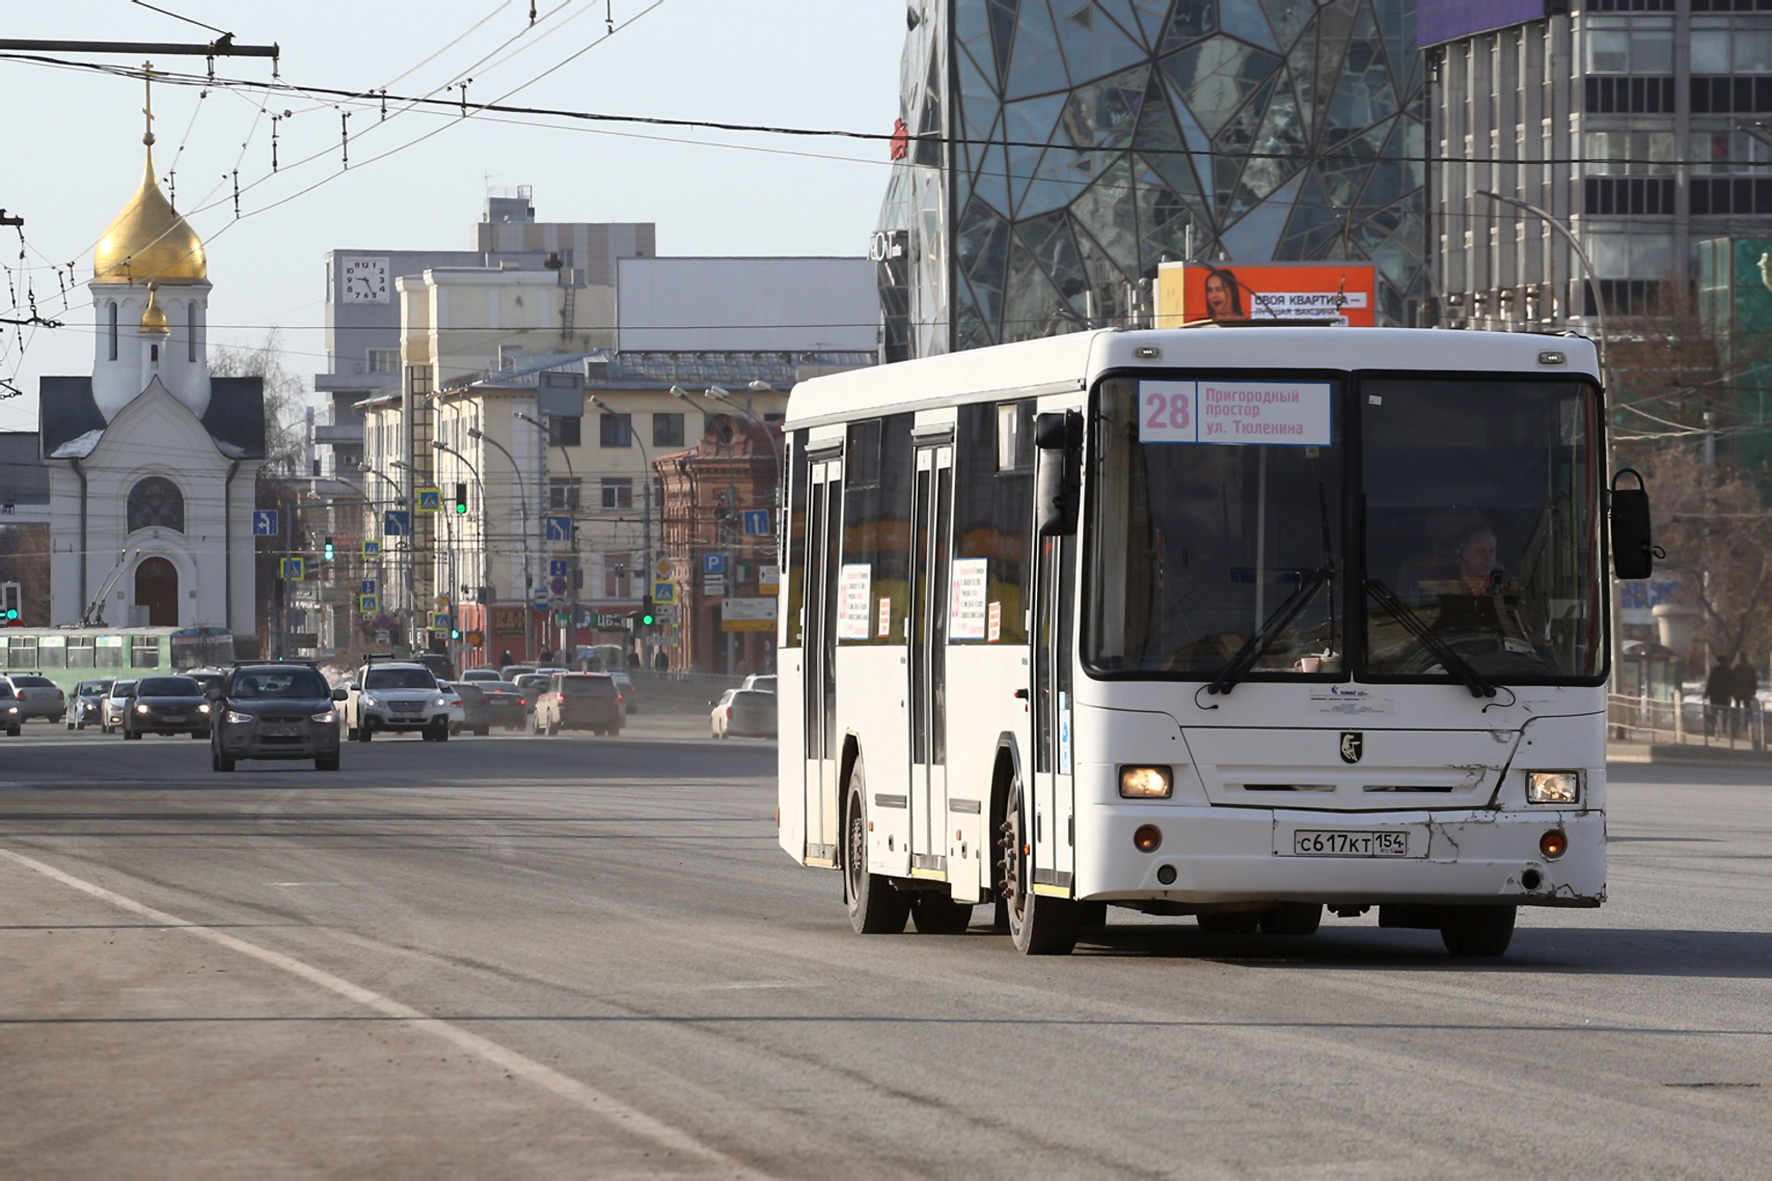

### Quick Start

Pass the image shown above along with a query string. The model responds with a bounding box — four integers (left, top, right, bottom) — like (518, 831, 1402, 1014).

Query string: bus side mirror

(1034, 410, 1082, 537)
(1611, 468, 1660, 580)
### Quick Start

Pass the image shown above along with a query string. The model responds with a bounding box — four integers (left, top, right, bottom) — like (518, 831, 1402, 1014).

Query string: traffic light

(1, 581, 19, 625)
(322, 536, 335, 562)
(639, 595, 655, 628)
(449, 625, 463, 641)
(454, 482, 468, 514)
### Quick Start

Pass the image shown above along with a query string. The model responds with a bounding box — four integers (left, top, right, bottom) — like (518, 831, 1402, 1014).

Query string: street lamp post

(1475, 189, 1610, 386)
(360, 462, 412, 646)
(434, 440, 494, 662)
(516, 412, 578, 665)
(1474, 189, 1623, 691)
(469, 426, 534, 658)
(588, 394, 654, 667)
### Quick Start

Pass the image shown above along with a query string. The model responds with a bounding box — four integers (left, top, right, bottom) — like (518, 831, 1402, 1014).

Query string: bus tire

(843, 758, 909, 935)
(910, 894, 975, 934)
(1439, 904, 1516, 956)
(1259, 903, 1323, 935)
(997, 776, 1079, 955)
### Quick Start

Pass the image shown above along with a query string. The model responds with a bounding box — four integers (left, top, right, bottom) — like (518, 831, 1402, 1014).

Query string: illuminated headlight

(1119, 766, 1174, 799)
(311, 710, 337, 724)
(433, 696, 449, 708)
(135, 703, 150, 715)
(4, 705, 16, 714)
(1527, 771, 1581, 805)
(197, 703, 211, 714)
(359, 694, 379, 708)
(225, 711, 252, 724)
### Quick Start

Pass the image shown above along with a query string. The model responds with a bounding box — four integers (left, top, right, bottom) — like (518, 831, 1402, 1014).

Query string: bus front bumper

(1076, 806, 1604, 908)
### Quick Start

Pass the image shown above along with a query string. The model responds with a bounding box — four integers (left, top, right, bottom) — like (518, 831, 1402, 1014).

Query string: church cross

(141, 60, 157, 147)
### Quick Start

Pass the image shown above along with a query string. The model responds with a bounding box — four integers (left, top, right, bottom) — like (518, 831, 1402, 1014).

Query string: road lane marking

(0, 847, 759, 1177)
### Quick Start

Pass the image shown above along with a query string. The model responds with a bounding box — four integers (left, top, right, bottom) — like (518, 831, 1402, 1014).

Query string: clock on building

(341, 256, 390, 304)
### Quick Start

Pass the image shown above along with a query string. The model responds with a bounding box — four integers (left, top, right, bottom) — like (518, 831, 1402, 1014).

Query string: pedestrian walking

(1732, 654, 1759, 739)
(1706, 653, 1732, 737)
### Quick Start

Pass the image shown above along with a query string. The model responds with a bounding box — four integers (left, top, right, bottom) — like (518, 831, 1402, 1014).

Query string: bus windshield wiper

(1207, 567, 1331, 696)
(1364, 579, 1496, 699)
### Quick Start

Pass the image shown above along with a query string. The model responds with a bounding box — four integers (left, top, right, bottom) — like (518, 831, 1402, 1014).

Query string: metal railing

(1607, 691, 1766, 751)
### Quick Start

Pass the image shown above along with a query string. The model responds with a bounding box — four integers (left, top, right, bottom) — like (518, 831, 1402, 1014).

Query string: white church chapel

(40, 93, 264, 633)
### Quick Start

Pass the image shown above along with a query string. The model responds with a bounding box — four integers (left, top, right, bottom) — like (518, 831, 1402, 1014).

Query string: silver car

(65, 679, 113, 730)
(4, 674, 66, 723)
(101, 680, 138, 734)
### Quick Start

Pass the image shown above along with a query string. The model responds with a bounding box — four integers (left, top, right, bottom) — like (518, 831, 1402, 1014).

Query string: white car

(343, 660, 452, 742)
(101, 680, 138, 733)
(439, 683, 467, 730)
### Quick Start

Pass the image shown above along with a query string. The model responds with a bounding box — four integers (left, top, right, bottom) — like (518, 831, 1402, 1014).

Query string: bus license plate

(1291, 830, 1408, 857)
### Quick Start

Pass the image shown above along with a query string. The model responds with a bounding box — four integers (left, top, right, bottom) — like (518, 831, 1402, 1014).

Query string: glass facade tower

(877, 0, 1427, 360)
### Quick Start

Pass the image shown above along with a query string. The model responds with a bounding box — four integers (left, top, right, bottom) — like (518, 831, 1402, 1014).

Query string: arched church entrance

(134, 557, 179, 627)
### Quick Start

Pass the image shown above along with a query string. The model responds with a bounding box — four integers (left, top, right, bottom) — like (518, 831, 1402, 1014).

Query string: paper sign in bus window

(838, 564, 873, 640)
(949, 558, 989, 639)
(1140, 380, 1332, 447)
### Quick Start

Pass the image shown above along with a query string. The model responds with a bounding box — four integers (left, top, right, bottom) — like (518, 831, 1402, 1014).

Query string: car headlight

(197, 703, 211, 714)
(225, 710, 252, 724)
(360, 694, 379, 708)
(1527, 771, 1581, 805)
(434, 696, 449, 707)
(311, 710, 337, 724)
(135, 703, 150, 714)
(1119, 766, 1174, 799)
(5, 705, 16, 714)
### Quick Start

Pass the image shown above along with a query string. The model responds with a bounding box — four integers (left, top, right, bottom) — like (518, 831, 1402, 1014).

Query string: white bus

(775, 326, 1653, 957)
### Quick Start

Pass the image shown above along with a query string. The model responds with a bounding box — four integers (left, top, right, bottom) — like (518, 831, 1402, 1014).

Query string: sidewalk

(1607, 740, 1772, 767)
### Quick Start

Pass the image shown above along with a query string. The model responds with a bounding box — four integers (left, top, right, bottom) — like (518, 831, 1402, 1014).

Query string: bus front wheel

(997, 777, 1079, 955)
(1439, 904, 1516, 956)
(843, 758, 909, 935)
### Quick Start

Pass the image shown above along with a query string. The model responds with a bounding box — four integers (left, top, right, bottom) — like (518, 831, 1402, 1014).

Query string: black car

(122, 675, 212, 739)
(477, 681, 530, 731)
(210, 664, 346, 772)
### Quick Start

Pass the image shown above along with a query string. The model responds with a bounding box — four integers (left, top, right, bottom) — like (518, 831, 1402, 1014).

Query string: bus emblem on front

(1339, 732, 1363, 764)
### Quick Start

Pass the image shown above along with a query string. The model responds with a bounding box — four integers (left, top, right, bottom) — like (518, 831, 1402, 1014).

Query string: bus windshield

(1361, 377, 1604, 682)
(1087, 375, 1344, 678)
(1086, 373, 1605, 684)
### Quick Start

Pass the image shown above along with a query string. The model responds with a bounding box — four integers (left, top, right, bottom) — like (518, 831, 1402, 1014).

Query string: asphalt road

(2, 716, 1769, 1178)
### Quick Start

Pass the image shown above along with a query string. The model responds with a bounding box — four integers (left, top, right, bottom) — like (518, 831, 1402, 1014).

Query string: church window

(188, 302, 201, 362)
(108, 302, 118, 360)
(127, 476, 185, 533)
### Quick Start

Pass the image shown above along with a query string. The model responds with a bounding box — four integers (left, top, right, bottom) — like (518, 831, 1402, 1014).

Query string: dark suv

(210, 663, 346, 772)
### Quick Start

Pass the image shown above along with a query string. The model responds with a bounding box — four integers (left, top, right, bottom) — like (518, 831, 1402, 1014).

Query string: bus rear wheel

(843, 758, 909, 934)
(1439, 904, 1516, 956)
(997, 777, 1078, 955)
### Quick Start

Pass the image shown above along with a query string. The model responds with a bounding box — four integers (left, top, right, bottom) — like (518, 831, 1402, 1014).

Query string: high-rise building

(1424, 0, 1772, 334)
(877, 0, 1428, 360)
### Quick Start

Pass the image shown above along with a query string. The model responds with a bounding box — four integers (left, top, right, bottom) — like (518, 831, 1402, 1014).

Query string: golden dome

(139, 283, 169, 334)
(92, 147, 207, 285)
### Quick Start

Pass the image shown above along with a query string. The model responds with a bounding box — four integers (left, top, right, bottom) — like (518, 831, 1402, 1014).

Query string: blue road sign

(360, 579, 377, 595)
(252, 509, 279, 536)
(359, 593, 379, 615)
(280, 557, 305, 582)
(417, 488, 442, 513)
(702, 553, 726, 575)
(384, 510, 411, 537)
(742, 509, 770, 536)
(362, 539, 381, 559)
(532, 586, 549, 603)
(546, 516, 573, 542)
(549, 558, 571, 578)
(652, 581, 676, 605)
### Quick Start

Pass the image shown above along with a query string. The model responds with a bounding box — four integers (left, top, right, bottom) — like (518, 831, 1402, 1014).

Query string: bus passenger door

(1032, 533, 1076, 894)
(907, 441, 953, 880)
(802, 455, 844, 864)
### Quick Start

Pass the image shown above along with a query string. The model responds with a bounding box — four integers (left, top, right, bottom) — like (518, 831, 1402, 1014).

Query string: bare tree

(209, 329, 307, 478)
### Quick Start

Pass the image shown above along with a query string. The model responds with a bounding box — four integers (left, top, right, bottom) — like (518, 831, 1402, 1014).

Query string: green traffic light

(455, 502, 467, 514)
(640, 612, 655, 627)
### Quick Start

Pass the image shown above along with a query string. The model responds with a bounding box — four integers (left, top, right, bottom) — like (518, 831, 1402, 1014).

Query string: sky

(0, 0, 910, 433)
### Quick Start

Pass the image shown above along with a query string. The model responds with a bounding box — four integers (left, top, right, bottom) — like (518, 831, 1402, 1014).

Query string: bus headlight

(1527, 771, 1581, 805)
(1120, 766, 1173, 799)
